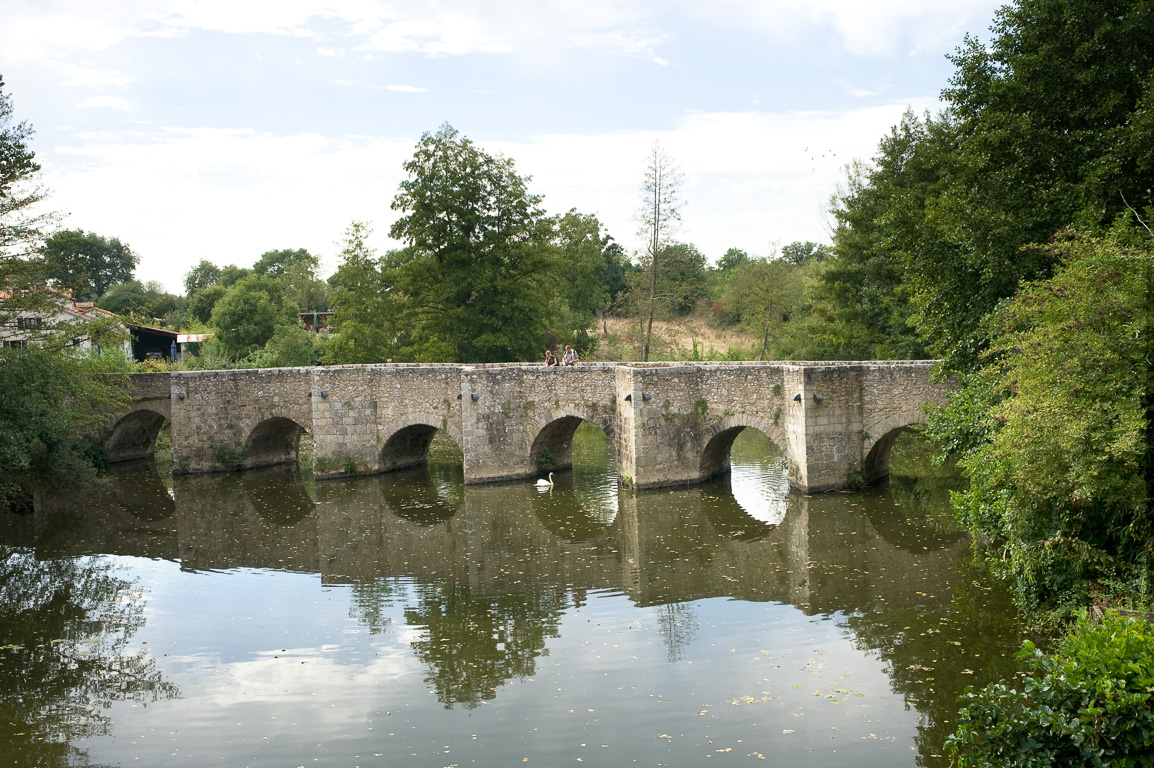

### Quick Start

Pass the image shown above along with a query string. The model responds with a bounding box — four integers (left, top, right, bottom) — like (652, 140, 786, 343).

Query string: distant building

(124, 325, 213, 362)
(299, 311, 333, 332)
(0, 288, 132, 356)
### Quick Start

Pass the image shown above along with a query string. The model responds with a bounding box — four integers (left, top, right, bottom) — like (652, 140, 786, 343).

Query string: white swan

(535, 472, 555, 487)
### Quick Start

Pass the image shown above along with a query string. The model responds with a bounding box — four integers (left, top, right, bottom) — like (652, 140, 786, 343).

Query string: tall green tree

(549, 209, 609, 352)
(389, 124, 558, 362)
(183, 259, 221, 295)
(41, 229, 138, 301)
(0, 74, 53, 261)
(324, 221, 399, 365)
(208, 276, 293, 360)
(917, 0, 1153, 368)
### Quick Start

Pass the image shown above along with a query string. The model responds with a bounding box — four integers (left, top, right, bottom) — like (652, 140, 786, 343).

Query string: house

(0, 288, 132, 356)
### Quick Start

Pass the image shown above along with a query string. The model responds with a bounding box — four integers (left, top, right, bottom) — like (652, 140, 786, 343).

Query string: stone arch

(244, 416, 309, 470)
(105, 408, 168, 463)
(862, 411, 928, 484)
(528, 409, 617, 473)
(379, 414, 464, 473)
(698, 417, 789, 482)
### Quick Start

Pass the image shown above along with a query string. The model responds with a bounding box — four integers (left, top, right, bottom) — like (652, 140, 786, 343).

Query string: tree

(41, 229, 138, 301)
(781, 241, 829, 265)
(1, 74, 59, 334)
(97, 280, 183, 321)
(549, 210, 609, 352)
(0, 74, 53, 260)
(253, 248, 316, 278)
(0, 77, 133, 502)
(183, 259, 221, 295)
(811, 115, 940, 360)
(928, 231, 1152, 616)
(389, 124, 558, 362)
(0, 347, 132, 502)
(187, 283, 227, 324)
(323, 221, 398, 365)
(714, 247, 749, 273)
(209, 277, 283, 360)
(741, 257, 806, 360)
(600, 242, 635, 313)
(913, 0, 1153, 369)
(635, 141, 683, 361)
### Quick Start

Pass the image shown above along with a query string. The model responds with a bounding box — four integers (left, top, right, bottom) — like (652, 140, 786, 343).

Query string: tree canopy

(387, 123, 559, 362)
(41, 229, 138, 302)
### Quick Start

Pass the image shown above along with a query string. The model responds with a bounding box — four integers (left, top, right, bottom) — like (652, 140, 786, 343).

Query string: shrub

(947, 610, 1154, 766)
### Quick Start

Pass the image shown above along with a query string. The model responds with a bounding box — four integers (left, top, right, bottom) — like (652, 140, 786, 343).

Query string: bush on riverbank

(947, 610, 1154, 766)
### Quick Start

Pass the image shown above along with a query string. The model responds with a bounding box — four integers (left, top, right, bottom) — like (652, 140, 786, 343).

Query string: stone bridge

(110, 362, 947, 492)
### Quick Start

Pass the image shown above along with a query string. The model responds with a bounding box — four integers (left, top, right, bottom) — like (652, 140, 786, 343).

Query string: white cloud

(675, 0, 1003, 57)
(77, 96, 134, 111)
(385, 85, 428, 93)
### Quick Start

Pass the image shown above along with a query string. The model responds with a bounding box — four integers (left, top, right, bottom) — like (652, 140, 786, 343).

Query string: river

(0, 425, 1023, 767)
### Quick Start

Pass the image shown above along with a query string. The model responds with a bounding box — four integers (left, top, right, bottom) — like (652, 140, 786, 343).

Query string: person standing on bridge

(562, 345, 579, 366)
(545, 349, 558, 367)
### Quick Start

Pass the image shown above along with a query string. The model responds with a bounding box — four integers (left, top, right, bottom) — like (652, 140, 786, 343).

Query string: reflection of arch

(243, 465, 315, 525)
(110, 461, 175, 521)
(529, 411, 616, 472)
(380, 415, 464, 473)
(862, 413, 927, 484)
(698, 420, 788, 481)
(244, 417, 308, 469)
(700, 476, 776, 542)
(105, 409, 168, 463)
(865, 487, 967, 553)
(381, 467, 462, 525)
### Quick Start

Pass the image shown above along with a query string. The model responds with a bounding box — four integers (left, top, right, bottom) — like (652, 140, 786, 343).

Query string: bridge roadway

(108, 361, 947, 492)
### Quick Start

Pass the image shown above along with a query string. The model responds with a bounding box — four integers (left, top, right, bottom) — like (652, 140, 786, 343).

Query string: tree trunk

(643, 250, 658, 362)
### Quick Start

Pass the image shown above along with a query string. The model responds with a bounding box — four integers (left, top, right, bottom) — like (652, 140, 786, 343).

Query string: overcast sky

(2, 0, 1007, 293)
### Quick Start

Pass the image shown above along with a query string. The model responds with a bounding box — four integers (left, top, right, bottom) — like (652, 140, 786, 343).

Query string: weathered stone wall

(114, 361, 948, 492)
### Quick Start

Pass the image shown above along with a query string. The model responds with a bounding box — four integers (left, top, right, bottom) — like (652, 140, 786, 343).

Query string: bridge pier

(109, 362, 945, 493)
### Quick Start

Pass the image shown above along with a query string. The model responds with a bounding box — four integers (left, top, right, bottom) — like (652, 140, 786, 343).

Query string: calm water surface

(0, 427, 1024, 767)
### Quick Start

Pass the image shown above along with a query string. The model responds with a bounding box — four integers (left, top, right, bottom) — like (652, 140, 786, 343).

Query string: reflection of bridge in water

(109, 362, 947, 492)
(2, 462, 967, 617)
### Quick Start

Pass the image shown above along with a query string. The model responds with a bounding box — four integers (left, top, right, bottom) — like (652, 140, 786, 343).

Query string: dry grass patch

(593, 316, 758, 361)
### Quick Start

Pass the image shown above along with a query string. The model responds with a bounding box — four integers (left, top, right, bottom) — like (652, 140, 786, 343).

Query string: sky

(1, 0, 1007, 294)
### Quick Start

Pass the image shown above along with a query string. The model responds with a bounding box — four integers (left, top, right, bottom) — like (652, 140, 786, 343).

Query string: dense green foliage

(0, 76, 137, 502)
(96, 279, 185, 322)
(0, 346, 132, 502)
(387, 124, 560, 362)
(930, 232, 1152, 616)
(41, 228, 138, 302)
(813, 0, 1154, 368)
(0, 74, 51, 260)
(323, 221, 398, 364)
(948, 610, 1154, 766)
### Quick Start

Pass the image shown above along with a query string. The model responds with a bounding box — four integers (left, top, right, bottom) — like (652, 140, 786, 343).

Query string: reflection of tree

(348, 577, 402, 635)
(655, 602, 698, 663)
(404, 582, 565, 709)
(844, 553, 1025, 767)
(0, 547, 178, 767)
